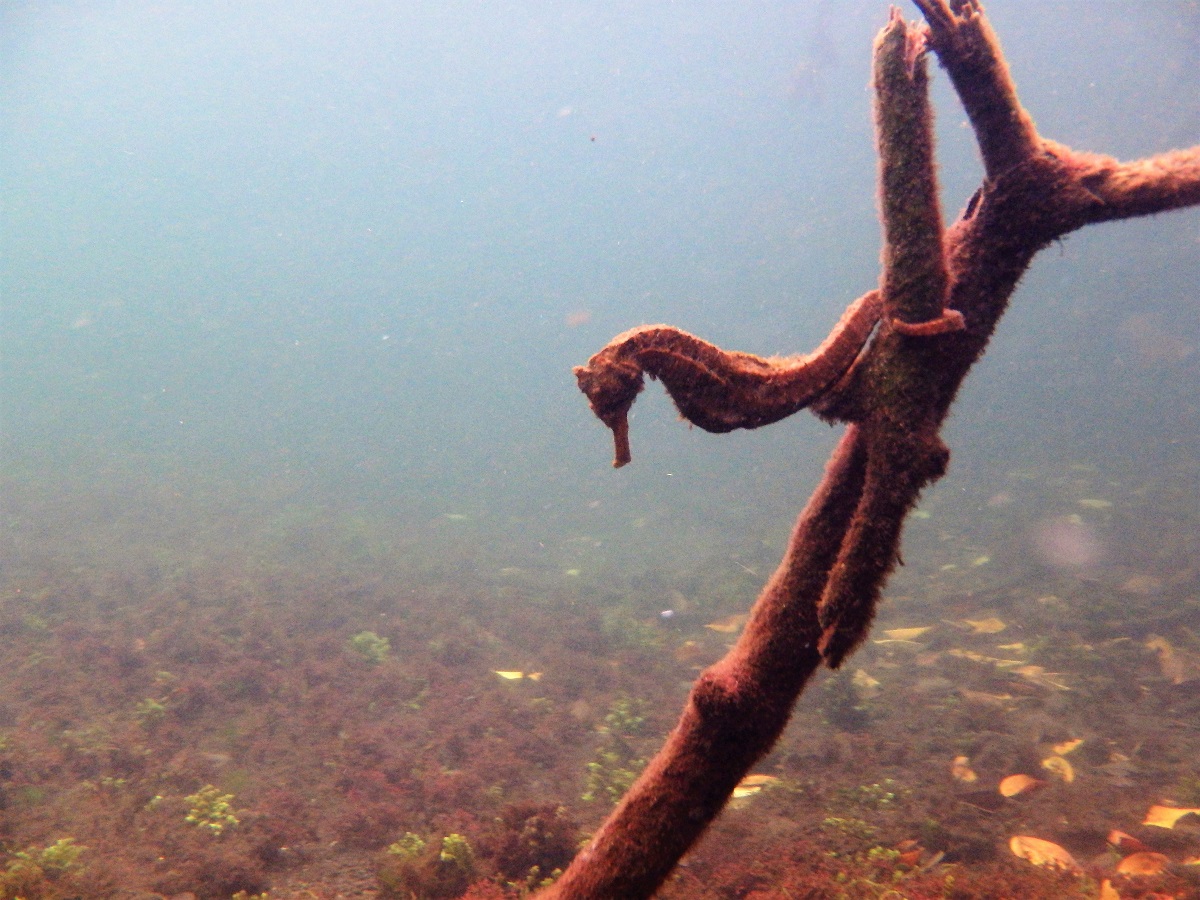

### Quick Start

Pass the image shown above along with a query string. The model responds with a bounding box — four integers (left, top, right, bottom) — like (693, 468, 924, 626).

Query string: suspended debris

(1053, 738, 1084, 756)
(494, 670, 543, 681)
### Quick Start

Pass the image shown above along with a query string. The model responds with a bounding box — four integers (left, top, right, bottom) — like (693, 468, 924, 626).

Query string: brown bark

(548, 2, 1200, 897)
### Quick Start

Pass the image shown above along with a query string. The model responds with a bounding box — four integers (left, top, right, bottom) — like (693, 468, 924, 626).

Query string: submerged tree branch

(545, 2, 1199, 896)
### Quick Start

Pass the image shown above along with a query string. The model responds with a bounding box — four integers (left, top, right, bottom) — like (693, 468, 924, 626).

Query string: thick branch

(574, 290, 881, 467)
(911, 0, 1038, 176)
(548, 3, 1200, 897)
(1049, 142, 1200, 231)
(873, 9, 959, 336)
(539, 427, 868, 900)
(817, 423, 948, 666)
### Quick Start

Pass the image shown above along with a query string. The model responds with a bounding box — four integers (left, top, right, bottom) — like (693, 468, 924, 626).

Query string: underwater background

(1, 2, 1198, 897)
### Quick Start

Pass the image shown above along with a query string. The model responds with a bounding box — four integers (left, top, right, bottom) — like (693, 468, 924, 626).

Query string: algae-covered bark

(552, 2, 1200, 897)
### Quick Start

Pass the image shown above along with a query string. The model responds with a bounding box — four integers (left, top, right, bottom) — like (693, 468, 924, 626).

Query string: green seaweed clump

(582, 745, 645, 805)
(601, 695, 649, 736)
(0, 837, 86, 899)
(184, 784, 240, 835)
(349, 630, 392, 664)
(377, 831, 477, 899)
(583, 696, 650, 804)
(387, 832, 427, 859)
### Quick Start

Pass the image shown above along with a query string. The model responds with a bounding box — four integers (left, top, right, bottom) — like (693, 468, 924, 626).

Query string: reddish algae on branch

(548, 2, 1200, 897)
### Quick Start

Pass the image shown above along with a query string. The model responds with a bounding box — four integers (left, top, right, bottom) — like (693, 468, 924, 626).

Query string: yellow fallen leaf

(1013, 665, 1071, 690)
(1053, 738, 1084, 756)
(951, 756, 978, 783)
(1009, 835, 1082, 873)
(494, 670, 525, 680)
(1122, 574, 1162, 595)
(999, 774, 1043, 797)
(958, 688, 1020, 711)
(962, 616, 1007, 634)
(852, 669, 881, 698)
(1107, 830, 1150, 854)
(947, 648, 991, 663)
(883, 626, 933, 641)
(996, 642, 1028, 653)
(1099, 879, 1120, 900)
(946, 649, 1027, 673)
(1115, 851, 1170, 875)
(1143, 804, 1200, 829)
(1041, 756, 1075, 783)
(732, 773, 779, 799)
(704, 613, 748, 634)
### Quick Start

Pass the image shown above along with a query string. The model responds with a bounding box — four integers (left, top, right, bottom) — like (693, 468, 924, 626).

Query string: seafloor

(0, 452, 1197, 900)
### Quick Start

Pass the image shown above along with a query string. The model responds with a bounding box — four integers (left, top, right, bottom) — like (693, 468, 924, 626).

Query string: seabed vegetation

(0, 449, 1196, 899)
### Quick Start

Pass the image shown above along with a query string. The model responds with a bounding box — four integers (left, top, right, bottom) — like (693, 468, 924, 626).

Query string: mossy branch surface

(548, 2, 1200, 897)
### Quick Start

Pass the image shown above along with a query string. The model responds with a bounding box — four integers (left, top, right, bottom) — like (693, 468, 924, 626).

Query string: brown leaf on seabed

(1145, 635, 1200, 685)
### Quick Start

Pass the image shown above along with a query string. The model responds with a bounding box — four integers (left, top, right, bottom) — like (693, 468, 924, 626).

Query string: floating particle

(1008, 835, 1082, 873)
(1078, 498, 1113, 509)
(970, 555, 991, 567)
(999, 774, 1044, 797)
(494, 670, 525, 680)
(1053, 738, 1084, 756)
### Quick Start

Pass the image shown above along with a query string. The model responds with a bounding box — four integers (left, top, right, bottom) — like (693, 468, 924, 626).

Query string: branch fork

(549, 2, 1199, 896)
